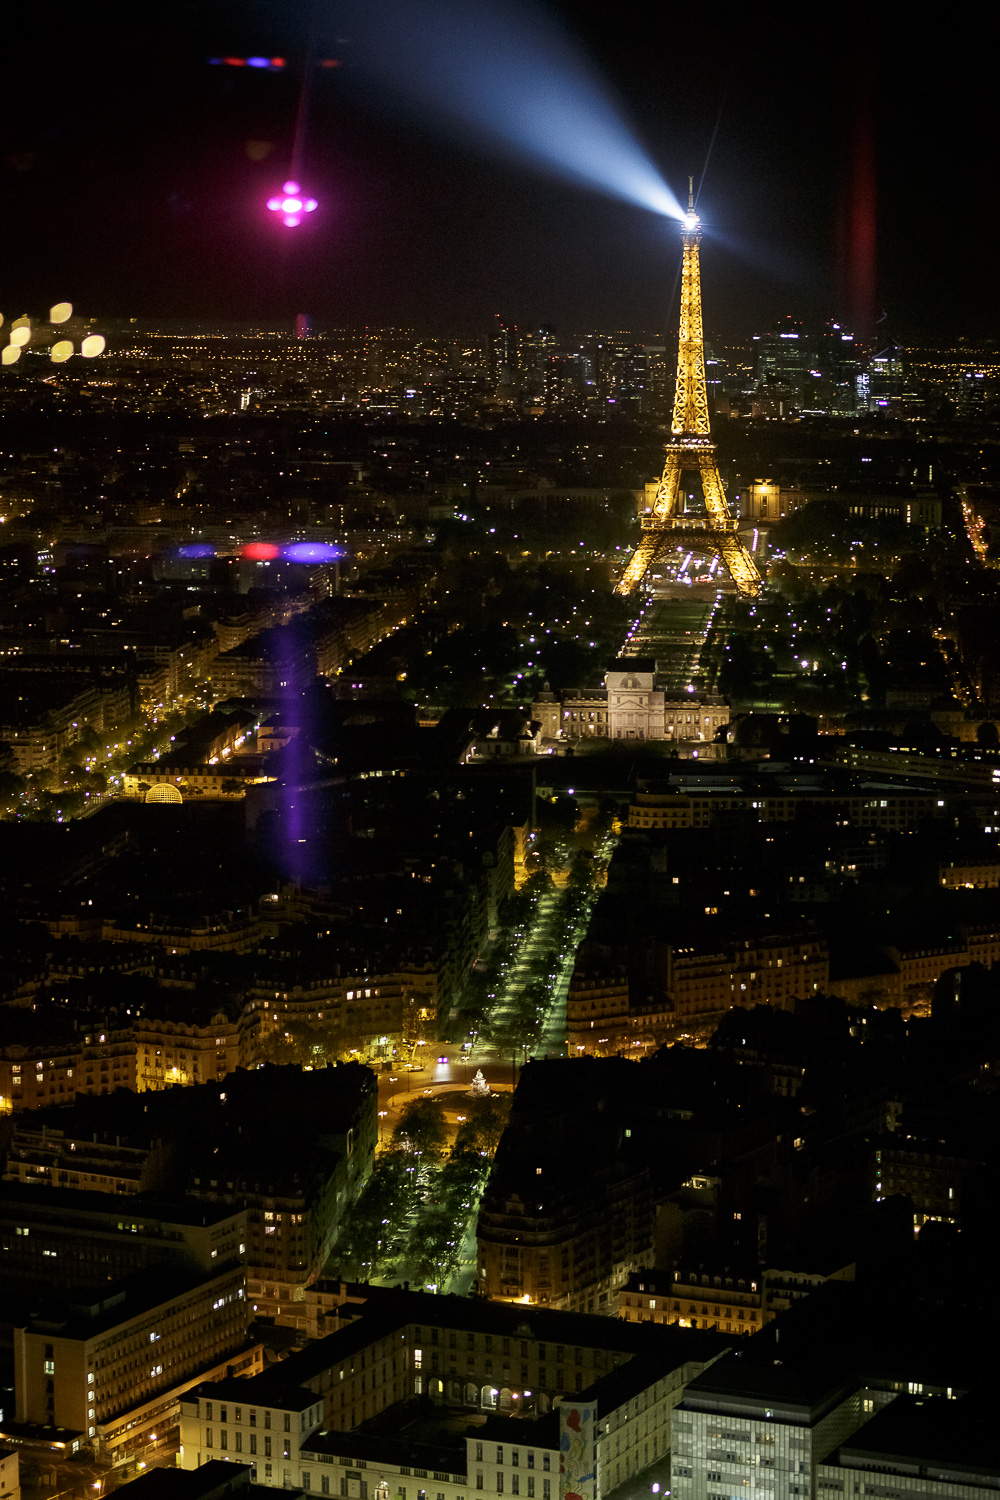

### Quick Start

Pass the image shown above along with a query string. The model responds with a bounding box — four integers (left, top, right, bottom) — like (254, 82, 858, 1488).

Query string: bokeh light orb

(10, 326, 31, 347)
(241, 542, 280, 560)
(1, 345, 20, 365)
(50, 301, 73, 323)
(178, 543, 216, 559)
(267, 181, 319, 228)
(51, 340, 74, 362)
(81, 334, 106, 358)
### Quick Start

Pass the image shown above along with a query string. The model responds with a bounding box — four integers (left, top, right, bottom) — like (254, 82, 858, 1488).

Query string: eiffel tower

(616, 183, 761, 598)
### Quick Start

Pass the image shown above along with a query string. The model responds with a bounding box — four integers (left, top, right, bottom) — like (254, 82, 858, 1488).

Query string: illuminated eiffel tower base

(616, 186, 761, 599)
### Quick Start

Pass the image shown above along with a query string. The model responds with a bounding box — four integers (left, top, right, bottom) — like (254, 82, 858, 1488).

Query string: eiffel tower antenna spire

(616, 192, 762, 598)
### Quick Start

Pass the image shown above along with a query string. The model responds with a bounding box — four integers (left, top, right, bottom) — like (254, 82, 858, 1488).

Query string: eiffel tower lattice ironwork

(616, 184, 761, 598)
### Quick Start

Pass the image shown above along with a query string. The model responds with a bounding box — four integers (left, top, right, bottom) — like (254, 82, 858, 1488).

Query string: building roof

(621, 1270, 674, 1297)
(0, 1181, 245, 1230)
(476, 1412, 560, 1450)
(182, 1379, 318, 1413)
(583, 1348, 718, 1419)
(682, 1283, 992, 1423)
(830, 1391, 1000, 1484)
(16, 1266, 236, 1341)
(114, 1460, 299, 1500)
(276, 1286, 727, 1389)
(303, 1427, 465, 1475)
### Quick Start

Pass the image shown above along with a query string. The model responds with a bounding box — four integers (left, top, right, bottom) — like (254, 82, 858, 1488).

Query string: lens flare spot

(1, 345, 20, 365)
(11, 326, 31, 347)
(241, 542, 280, 560)
(81, 334, 106, 358)
(268, 182, 318, 226)
(50, 301, 73, 323)
(282, 541, 343, 563)
(51, 340, 74, 362)
(178, 543, 216, 559)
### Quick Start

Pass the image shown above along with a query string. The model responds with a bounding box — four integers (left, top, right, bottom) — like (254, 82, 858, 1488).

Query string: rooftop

(831, 1391, 1000, 1483)
(184, 1379, 318, 1414)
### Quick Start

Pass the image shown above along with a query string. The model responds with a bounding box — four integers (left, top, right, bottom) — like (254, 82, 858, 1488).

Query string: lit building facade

(14, 1267, 259, 1457)
(178, 1289, 728, 1498)
(532, 673, 728, 746)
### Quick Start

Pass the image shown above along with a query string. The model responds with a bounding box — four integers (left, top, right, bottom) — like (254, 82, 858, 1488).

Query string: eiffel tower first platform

(616, 185, 762, 598)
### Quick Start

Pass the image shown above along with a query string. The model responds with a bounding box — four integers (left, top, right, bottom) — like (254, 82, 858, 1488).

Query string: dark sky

(1, 3, 995, 341)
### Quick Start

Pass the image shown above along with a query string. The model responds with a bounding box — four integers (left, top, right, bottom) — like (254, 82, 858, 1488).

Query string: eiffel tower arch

(616, 185, 761, 598)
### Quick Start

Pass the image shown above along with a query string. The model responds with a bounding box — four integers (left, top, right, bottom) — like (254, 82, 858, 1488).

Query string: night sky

(1, 3, 995, 340)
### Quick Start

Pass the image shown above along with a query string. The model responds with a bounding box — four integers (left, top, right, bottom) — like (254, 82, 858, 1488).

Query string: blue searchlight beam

(340, 0, 684, 220)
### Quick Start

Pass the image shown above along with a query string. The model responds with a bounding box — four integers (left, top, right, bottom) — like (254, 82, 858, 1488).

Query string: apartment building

(566, 931, 829, 1053)
(627, 788, 945, 833)
(14, 1266, 259, 1457)
(4, 1068, 376, 1329)
(0, 1185, 246, 1289)
(621, 1269, 764, 1337)
(871, 1137, 979, 1228)
(0, 1451, 18, 1500)
(477, 1064, 654, 1313)
(0, 1023, 136, 1112)
(178, 1288, 729, 1498)
(619, 1262, 855, 1337)
(180, 1381, 322, 1489)
(0, 672, 131, 772)
(135, 1009, 244, 1091)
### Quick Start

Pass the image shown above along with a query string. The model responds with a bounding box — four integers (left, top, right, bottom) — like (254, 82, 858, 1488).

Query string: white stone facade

(533, 675, 729, 745)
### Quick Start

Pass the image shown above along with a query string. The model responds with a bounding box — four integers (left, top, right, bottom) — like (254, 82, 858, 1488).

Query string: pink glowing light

(268, 181, 319, 227)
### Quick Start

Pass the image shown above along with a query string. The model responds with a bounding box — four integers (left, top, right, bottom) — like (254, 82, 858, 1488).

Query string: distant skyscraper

(521, 323, 557, 373)
(752, 318, 861, 412)
(752, 317, 816, 388)
(488, 316, 519, 387)
(868, 341, 904, 409)
(955, 369, 987, 418)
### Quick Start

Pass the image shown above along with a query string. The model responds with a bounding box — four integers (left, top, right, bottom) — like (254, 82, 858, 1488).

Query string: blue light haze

(340, 0, 683, 220)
